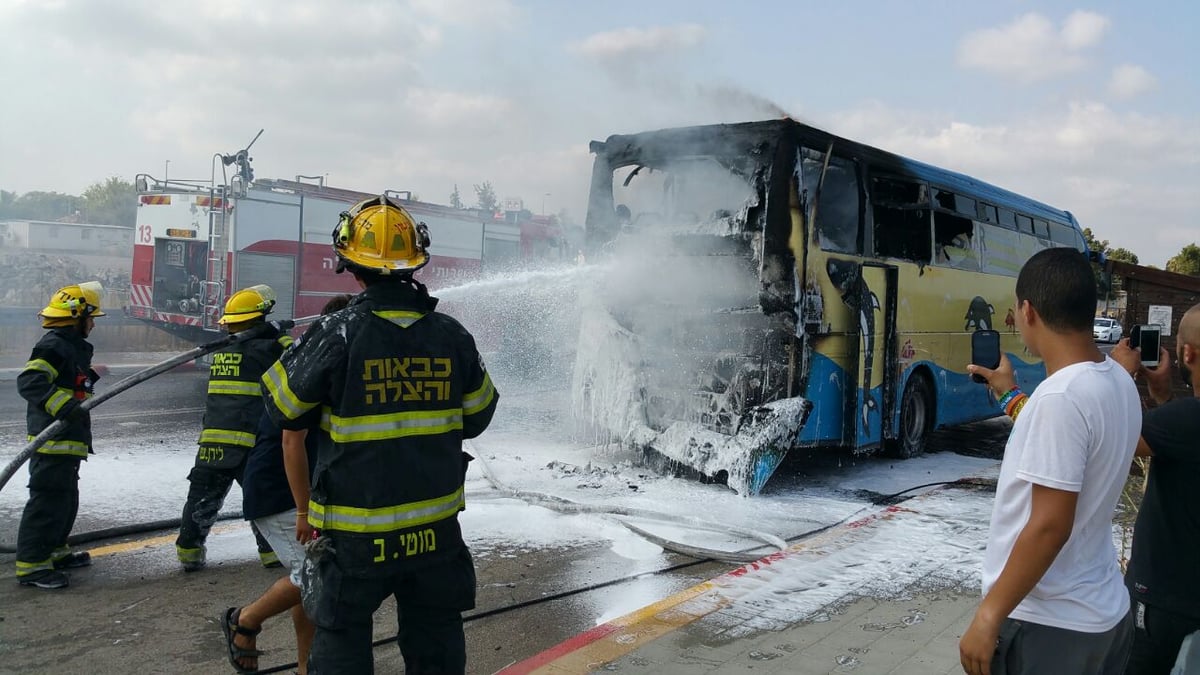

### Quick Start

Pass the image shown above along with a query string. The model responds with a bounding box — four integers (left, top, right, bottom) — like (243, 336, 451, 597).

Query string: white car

(1093, 318, 1123, 343)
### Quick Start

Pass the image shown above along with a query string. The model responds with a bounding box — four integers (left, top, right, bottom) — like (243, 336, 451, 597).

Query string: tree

(449, 184, 463, 210)
(0, 190, 83, 222)
(1166, 243, 1200, 276)
(1081, 228, 1142, 297)
(82, 176, 136, 226)
(1108, 247, 1139, 265)
(473, 181, 497, 212)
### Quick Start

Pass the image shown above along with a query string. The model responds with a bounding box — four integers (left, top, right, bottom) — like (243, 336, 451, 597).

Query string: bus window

(808, 155, 861, 254)
(979, 203, 998, 224)
(1049, 222, 1082, 248)
(980, 223, 1025, 277)
(872, 174, 931, 263)
(1032, 218, 1051, 239)
(933, 189, 976, 218)
(997, 208, 1018, 231)
(1016, 214, 1034, 234)
(872, 175, 925, 205)
(934, 189, 955, 210)
(934, 211, 980, 271)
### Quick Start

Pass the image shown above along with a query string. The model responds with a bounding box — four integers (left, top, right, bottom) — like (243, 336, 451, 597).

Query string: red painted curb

(496, 503, 919, 674)
(499, 623, 623, 675)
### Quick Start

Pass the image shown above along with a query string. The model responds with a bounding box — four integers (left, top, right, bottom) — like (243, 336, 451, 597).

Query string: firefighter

(15, 282, 105, 589)
(175, 284, 291, 572)
(261, 195, 498, 674)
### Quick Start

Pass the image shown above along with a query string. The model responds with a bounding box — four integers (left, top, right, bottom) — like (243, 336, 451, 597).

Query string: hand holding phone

(971, 329, 1001, 384)
(1131, 324, 1161, 368)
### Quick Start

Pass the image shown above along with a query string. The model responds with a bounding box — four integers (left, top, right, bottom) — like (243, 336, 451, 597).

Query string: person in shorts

(219, 294, 352, 674)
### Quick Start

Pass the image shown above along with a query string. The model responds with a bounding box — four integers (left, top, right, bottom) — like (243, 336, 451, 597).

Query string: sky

(0, 0, 1196, 267)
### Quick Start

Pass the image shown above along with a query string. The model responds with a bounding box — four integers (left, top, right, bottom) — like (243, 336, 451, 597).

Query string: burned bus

(572, 119, 1088, 495)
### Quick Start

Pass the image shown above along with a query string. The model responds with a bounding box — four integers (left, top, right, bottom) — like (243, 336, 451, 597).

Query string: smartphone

(971, 329, 1001, 384)
(1132, 324, 1161, 368)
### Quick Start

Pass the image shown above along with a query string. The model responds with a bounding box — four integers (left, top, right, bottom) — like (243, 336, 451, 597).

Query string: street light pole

(165, 159, 170, 184)
(542, 192, 551, 216)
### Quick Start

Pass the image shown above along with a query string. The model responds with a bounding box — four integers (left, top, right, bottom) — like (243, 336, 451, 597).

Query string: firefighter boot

(53, 551, 92, 570)
(178, 545, 207, 573)
(18, 569, 69, 590)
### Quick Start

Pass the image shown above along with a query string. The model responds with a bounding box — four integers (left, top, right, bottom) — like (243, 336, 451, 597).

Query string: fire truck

(128, 146, 562, 342)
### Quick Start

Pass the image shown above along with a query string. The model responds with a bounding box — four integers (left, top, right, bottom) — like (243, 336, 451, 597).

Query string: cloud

(0, 0, 530, 195)
(571, 24, 707, 61)
(1108, 64, 1158, 100)
(957, 11, 1110, 83)
(1060, 10, 1111, 48)
(408, 0, 516, 27)
(822, 100, 1200, 267)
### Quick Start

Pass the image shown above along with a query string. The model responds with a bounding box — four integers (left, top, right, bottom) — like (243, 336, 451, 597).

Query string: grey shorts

(252, 509, 306, 587)
(993, 612, 1134, 675)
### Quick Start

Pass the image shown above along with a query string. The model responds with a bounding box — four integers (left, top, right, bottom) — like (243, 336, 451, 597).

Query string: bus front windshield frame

(609, 157, 762, 238)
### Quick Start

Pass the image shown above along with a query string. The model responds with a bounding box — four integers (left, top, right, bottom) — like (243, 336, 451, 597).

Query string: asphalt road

(0, 367, 1010, 674)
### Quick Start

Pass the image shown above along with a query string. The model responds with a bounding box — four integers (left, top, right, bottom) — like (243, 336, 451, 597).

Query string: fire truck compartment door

(236, 253, 295, 320)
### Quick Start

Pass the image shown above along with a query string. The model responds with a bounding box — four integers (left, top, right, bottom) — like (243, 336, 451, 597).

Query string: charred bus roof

(590, 118, 1077, 228)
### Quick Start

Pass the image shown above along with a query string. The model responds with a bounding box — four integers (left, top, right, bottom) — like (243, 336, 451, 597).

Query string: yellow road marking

(86, 522, 245, 558)
(509, 504, 916, 674)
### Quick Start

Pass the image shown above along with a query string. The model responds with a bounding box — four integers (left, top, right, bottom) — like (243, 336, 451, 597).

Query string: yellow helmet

(218, 284, 276, 325)
(332, 195, 431, 275)
(39, 282, 106, 323)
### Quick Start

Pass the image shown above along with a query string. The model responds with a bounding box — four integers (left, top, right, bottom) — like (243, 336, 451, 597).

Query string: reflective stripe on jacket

(18, 327, 95, 457)
(195, 330, 292, 468)
(263, 283, 497, 566)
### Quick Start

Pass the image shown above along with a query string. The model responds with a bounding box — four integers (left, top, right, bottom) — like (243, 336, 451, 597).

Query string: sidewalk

(499, 490, 988, 675)
(0, 351, 198, 381)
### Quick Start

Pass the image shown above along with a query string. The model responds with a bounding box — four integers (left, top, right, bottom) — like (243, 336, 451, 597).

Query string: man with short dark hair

(962, 247, 1139, 675)
(262, 196, 498, 674)
(1112, 304, 1200, 675)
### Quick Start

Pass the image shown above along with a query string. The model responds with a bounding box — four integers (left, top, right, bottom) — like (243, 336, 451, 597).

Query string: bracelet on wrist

(1005, 394, 1028, 420)
(296, 511, 308, 517)
(997, 386, 1022, 409)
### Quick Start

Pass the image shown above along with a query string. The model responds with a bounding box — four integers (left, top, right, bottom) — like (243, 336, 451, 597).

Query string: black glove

(55, 398, 89, 426)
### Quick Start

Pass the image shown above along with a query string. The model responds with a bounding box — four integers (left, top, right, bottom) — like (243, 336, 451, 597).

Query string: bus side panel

(889, 262, 1045, 435)
(796, 349, 848, 445)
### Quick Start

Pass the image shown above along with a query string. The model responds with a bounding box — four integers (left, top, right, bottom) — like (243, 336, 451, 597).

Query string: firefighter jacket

(18, 327, 96, 457)
(263, 282, 498, 573)
(196, 326, 293, 470)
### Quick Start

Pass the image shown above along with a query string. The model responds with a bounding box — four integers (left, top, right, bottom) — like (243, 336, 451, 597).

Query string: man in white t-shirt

(962, 247, 1140, 675)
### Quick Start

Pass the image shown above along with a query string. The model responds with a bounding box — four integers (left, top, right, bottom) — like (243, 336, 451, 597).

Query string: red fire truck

(128, 160, 561, 342)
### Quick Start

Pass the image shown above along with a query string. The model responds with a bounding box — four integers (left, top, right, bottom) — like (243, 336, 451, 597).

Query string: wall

(1109, 260, 1200, 401)
(0, 308, 192, 354)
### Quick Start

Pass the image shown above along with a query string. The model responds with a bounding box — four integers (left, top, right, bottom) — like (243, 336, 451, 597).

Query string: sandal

(221, 607, 264, 674)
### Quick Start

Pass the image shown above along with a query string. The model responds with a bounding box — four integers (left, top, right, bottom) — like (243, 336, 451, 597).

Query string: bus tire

(891, 373, 933, 459)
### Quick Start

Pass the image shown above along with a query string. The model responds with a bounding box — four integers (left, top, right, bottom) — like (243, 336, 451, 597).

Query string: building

(0, 219, 133, 256)
(0, 220, 133, 309)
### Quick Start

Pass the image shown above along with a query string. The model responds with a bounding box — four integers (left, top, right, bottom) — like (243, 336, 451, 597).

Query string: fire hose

(0, 317, 310, 495)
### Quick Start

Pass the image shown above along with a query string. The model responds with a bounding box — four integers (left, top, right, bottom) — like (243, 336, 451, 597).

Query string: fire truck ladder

(202, 185, 230, 330)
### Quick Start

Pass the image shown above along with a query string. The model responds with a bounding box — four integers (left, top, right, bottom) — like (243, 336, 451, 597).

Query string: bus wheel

(892, 374, 933, 459)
